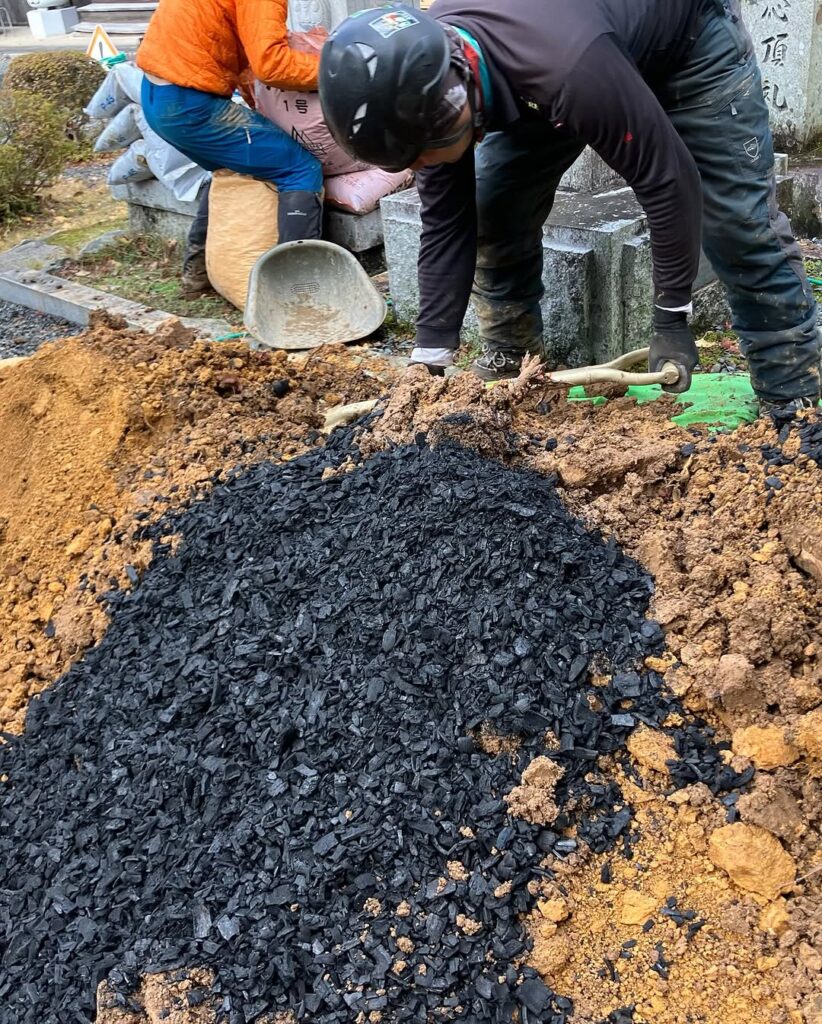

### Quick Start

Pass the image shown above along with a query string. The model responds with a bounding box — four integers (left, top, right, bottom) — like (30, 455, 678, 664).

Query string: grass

(60, 234, 244, 327)
(0, 160, 126, 253)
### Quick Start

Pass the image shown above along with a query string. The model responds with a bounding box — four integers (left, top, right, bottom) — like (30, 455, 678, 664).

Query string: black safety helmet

(319, 4, 461, 172)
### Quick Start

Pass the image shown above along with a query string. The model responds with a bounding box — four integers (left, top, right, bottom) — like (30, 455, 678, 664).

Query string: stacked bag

(255, 28, 413, 215)
(86, 62, 210, 203)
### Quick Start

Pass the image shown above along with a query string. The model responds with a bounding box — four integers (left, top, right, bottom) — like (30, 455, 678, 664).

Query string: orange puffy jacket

(136, 0, 319, 97)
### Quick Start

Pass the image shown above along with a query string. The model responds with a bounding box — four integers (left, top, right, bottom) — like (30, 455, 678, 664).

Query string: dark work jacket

(416, 0, 715, 347)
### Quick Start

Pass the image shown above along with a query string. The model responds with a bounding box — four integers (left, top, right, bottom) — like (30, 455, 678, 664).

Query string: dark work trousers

(183, 178, 211, 278)
(474, 6, 820, 402)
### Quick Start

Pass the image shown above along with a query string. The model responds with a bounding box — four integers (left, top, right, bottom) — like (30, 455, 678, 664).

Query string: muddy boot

(277, 190, 323, 244)
(470, 346, 535, 382)
(758, 395, 819, 419)
(181, 181, 213, 299)
(181, 251, 213, 299)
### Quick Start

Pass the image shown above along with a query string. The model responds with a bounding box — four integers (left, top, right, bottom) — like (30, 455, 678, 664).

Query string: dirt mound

(0, 315, 398, 733)
(0, 348, 818, 1022)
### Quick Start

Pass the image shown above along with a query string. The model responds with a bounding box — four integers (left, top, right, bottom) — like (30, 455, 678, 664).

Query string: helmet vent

(355, 42, 378, 80)
(351, 102, 368, 135)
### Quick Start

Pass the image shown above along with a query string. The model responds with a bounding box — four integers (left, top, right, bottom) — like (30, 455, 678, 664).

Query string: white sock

(409, 346, 455, 367)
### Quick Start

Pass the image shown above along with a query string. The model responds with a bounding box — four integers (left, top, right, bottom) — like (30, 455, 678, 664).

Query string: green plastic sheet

(566, 372, 762, 430)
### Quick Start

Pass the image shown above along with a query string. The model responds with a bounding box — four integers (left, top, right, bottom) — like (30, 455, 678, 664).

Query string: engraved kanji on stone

(761, 32, 788, 66)
(759, 1, 791, 21)
(762, 79, 789, 110)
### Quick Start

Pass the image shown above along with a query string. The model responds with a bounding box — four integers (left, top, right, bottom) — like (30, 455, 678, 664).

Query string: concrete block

(325, 207, 384, 252)
(26, 6, 78, 37)
(559, 147, 622, 194)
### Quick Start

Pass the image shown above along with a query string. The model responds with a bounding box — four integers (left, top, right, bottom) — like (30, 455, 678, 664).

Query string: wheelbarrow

(321, 348, 683, 432)
(244, 240, 387, 350)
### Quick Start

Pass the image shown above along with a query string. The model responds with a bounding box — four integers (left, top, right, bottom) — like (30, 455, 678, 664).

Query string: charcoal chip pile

(0, 437, 746, 1023)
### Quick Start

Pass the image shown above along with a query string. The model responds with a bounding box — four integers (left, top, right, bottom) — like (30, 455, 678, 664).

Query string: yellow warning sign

(85, 25, 120, 62)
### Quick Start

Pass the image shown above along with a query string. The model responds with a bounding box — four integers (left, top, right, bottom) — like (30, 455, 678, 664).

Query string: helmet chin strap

(449, 25, 491, 139)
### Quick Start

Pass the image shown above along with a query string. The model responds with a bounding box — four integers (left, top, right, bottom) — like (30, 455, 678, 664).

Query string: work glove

(649, 308, 698, 394)
(408, 345, 456, 377)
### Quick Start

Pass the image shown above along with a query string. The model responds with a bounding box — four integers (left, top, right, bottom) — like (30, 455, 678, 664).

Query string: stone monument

(742, 0, 822, 150)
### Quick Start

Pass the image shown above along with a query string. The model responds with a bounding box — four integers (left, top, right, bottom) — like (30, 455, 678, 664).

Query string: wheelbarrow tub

(244, 239, 387, 350)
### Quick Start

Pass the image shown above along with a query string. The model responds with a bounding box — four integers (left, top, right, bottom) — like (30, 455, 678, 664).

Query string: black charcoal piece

(517, 977, 552, 1014)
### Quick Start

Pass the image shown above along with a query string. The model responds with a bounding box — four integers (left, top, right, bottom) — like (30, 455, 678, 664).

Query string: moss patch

(47, 219, 127, 254)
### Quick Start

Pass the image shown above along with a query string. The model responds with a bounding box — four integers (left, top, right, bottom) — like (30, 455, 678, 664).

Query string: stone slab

(0, 267, 233, 338)
(0, 239, 66, 274)
(382, 183, 738, 362)
(543, 187, 648, 361)
(382, 186, 602, 358)
(786, 163, 822, 238)
(128, 202, 193, 246)
(117, 179, 387, 252)
(325, 207, 384, 253)
(289, 0, 418, 31)
(559, 148, 623, 194)
(111, 179, 205, 218)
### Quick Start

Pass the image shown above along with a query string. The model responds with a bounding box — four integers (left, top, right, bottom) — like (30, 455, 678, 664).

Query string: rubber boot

(181, 180, 213, 299)
(277, 190, 323, 244)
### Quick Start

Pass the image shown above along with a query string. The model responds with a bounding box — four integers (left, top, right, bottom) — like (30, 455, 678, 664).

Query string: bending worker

(136, 0, 323, 295)
(320, 0, 820, 413)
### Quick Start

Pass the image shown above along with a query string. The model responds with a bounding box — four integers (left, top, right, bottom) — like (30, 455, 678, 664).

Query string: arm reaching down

(415, 146, 478, 350)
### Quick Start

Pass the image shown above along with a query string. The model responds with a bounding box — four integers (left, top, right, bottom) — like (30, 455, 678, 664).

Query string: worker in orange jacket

(137, 0, 323, 295)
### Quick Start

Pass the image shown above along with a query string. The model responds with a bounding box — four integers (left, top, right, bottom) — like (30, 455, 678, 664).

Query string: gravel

(0, 300, 82, 359)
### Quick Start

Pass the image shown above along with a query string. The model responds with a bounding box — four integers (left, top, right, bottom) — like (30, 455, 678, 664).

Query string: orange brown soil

(0, 315, 398, 734)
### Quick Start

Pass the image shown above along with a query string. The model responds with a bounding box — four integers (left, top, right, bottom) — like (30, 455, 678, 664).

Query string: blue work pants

(140, 79, 323, 194)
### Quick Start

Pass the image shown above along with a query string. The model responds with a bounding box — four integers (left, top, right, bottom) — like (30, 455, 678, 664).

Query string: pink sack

(256, 31, 367, 177)
(255, 84, 369, 176)
(324, 168, 414, 215)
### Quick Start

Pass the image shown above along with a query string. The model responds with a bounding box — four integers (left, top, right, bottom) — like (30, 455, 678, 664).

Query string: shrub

(2, 50, 105, 143)
(0, 90, 75, 223)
